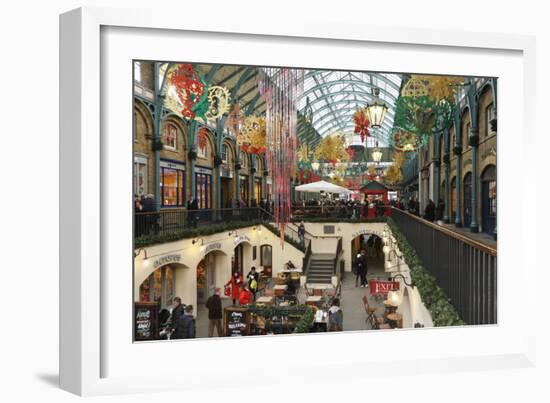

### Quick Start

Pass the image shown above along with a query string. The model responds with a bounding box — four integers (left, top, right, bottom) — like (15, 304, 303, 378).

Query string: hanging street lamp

(371, 141, 383, 163)
(365, 87, 388, 129)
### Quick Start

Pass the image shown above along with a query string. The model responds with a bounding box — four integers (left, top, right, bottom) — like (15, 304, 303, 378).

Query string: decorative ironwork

(205, 85, 231, 121)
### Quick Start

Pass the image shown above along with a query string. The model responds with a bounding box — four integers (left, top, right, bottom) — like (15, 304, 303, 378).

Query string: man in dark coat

(170, 297, 185, 333)
(205, 288, 223, 337)
(424, 199, 436, 222)
(356, 249, 368, 288)
(173, 305, 195, 339)
(186, 197, 199, 228)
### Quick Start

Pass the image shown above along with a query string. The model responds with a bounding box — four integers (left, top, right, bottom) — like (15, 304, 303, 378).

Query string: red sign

(369, 280, 400, 296)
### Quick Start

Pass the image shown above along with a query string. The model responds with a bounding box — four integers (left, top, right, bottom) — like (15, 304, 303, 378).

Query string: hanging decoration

(384, 151, 404, 184)
(392, 129, 421, 152)
(412, 75, 464, 103)
(205, 86, 231, 121)
(401, 77, 430, 98)
(226, 103, 242, 137)
(352, 108, 370, 142)
(346, 146, 356, 161)
(313, 133, 350, 165)
(237, 116, 266, 155)
(393, 95, 435, 141)
(197, 127, 208, 151)
(259, 68, 304, 243)
(298, 144, 310, 164)
(169, 64, 209, 120)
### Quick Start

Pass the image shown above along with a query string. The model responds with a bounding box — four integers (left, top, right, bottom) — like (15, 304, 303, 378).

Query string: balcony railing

(391, 207, 497, 325)
(134, 208, 265, 238)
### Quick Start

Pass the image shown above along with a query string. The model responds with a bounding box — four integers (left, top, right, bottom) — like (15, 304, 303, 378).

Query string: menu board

(134, 301, 159, 341)
(224, 306, 250, 337)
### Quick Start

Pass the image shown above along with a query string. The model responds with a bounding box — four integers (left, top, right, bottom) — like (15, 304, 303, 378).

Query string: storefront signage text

(204, 242, 222, 254)
(233, 235, 250, 246)
(351, 229, 382, 239)
(153, 254, 181, 269)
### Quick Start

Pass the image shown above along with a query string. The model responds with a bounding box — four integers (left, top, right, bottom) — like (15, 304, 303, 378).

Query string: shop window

(133, 156, 147, 196)
(222, 143, 228, 163)
(139, 265, 175, 308)
(195, 172, 212, 209)
(164, 124, 177, 151)
(134, 61, 142, 83)
(464, 122, 470, 149)
(488, 181, 497, 216)
(161, 166, 185, 207)
(486, 103, 495, 137)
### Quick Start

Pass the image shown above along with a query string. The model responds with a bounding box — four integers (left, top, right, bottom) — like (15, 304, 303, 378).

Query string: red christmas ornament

(197, 127, 208, 151)
(170, 64, 206, 120)
(353, 109, 370, 142)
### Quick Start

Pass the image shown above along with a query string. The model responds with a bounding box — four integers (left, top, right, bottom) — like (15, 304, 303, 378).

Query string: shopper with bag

(225, 271, 243, 305)
(246, 266, 259, 302)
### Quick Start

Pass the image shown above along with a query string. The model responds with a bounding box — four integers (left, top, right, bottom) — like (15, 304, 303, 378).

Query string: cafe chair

(363, 296, 387, 330)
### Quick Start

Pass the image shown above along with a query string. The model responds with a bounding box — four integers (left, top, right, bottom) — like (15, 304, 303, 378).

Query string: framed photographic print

(60, 6, 536, 396)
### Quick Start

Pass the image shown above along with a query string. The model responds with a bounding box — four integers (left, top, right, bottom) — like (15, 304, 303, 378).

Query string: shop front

(196, 249, 229, 304)
(195, 166, 213, 209)
(481, 165, 496, 234)
(232, 236, 252, 276)
(160, 160, 185, 207)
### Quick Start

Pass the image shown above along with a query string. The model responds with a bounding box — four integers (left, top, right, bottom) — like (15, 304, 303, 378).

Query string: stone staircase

(307, 253, 334, 284)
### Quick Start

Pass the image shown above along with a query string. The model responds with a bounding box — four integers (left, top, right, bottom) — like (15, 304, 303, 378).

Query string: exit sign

(368, 280, 400, 296)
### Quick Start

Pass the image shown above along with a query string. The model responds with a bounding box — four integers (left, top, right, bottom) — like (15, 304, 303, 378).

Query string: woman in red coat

(225, 271, 243, 305)
(238, 284, 253, 306)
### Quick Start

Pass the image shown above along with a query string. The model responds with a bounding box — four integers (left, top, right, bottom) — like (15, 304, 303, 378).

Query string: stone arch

(134, 101, 153, 139)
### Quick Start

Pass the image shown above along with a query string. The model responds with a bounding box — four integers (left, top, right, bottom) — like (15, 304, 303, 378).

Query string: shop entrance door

(232, 244, 243, 275)
(197, 254, 217, 304)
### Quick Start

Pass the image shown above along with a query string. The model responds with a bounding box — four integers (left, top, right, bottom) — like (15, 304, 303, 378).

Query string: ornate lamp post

(365, 88, 388, 129)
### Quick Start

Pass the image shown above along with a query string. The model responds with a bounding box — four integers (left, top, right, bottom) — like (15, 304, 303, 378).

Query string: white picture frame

(60, 6, 537, 396)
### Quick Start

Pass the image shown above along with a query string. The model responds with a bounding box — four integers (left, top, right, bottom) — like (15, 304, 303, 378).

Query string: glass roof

(297, 70, 403, 146)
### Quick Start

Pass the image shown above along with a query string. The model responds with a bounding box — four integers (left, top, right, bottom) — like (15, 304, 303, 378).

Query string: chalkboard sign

(134, 301, 159, 341)
(224, 306, 250, 337)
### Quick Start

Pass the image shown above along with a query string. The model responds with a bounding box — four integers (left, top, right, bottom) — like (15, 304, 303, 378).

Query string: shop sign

(204, 242, 222, 254)
(160, 160, 185, 170)
(351, 229, 382, 239)
(368, 280, 400, 296)
(195, 166, 213, 174)
(233, 235, 250, 246)
(153, 254, 181, 269)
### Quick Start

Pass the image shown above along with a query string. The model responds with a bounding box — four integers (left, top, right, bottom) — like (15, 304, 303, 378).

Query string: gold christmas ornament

(401, 77, 430, 98)
(205, 85, 231, 121)
(412, 75, 464, 102)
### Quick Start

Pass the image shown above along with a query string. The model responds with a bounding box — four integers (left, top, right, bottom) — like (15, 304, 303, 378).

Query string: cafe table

(305, 295, 323, 307)
(255, 296, 274, 305)
(386, 313, 403, 328)
(273, 284, 288, 297)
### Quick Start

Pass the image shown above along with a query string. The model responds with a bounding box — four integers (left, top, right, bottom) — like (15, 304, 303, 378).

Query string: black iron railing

(134, 208, 262, 238)
(333, 237, 343, 276)
(391, 207, 497, 325)
(291, 205, 391, 220)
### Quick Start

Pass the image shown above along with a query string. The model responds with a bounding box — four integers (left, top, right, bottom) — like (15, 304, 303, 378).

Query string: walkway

(440, 222, 497, 249)
(340, 257, 387, 331)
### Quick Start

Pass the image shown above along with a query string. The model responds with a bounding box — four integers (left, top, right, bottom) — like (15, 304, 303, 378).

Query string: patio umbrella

(295, 180, 352, 195)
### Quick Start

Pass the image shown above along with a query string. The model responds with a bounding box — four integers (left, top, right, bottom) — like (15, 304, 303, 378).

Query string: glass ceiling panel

(297, 69, 403, 146)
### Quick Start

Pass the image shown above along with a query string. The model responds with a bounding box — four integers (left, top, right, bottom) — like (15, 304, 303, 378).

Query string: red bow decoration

(170, 64, 206, 120)
(353, 109, 370, 142)
(197, 127, 208, 151)
(240, 144, 266, 155)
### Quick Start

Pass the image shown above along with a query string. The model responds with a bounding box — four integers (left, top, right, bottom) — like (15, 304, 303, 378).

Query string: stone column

(469, 126, 480, 232)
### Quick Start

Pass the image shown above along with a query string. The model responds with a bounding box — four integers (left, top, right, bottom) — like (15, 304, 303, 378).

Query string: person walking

(205, 288, 223, 337)
(354, 252, 362, 287)
(424, 199, 436, 222)
(246, 267, 259, 302)
(225, 271, 243, 305)
(356, 249, 368, 288)
(327, 298, 343, 331)
(173, 305, 195, 339)
(170, 297, 185, 334)
(297, 221, 306, 248)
